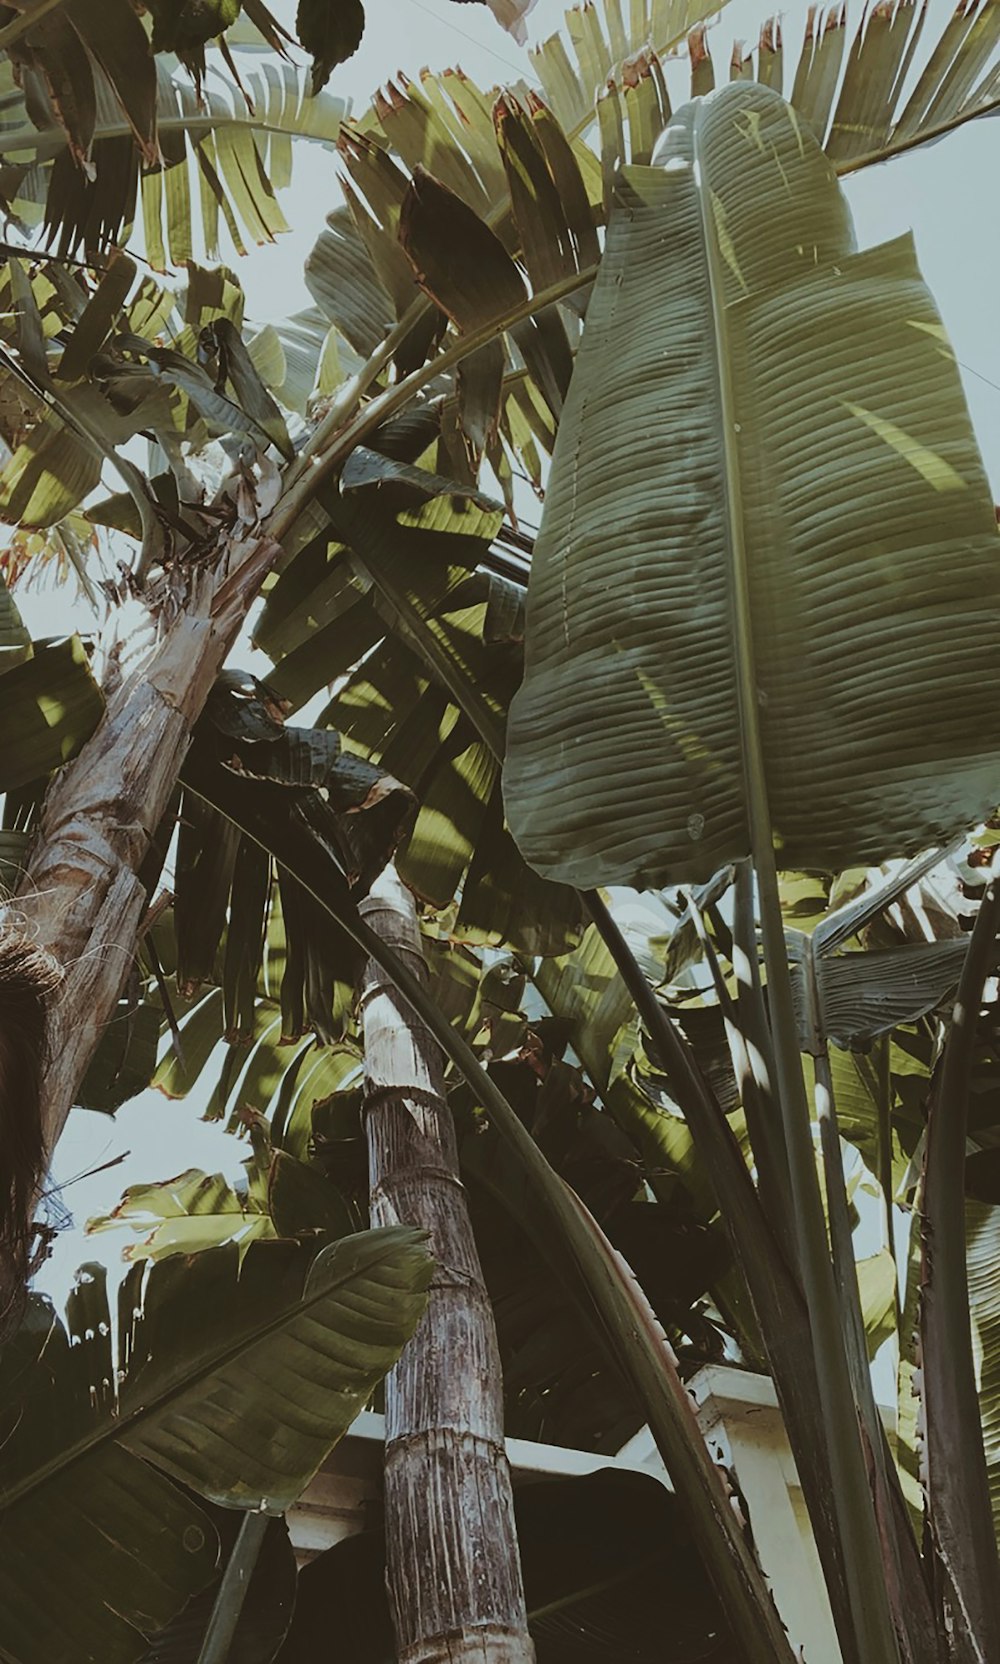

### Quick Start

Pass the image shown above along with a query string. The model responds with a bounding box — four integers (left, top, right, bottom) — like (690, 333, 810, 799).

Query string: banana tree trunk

(360, 870, 534, 1664)
(16, 536, 277, 1159)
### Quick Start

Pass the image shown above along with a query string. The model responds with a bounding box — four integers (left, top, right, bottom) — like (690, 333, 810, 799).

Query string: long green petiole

(196, 1511, 270, 1664)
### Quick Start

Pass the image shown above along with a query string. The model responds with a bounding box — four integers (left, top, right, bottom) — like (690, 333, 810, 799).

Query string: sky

(18, 0, 1000, 1329)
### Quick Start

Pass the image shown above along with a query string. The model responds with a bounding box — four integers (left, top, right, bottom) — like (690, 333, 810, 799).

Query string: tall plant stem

(196, 1511, 269, 1664)
(689, 93, 899, 1663)
(814, 1045, 935, 1664)
(919, 880, 1000, 1658)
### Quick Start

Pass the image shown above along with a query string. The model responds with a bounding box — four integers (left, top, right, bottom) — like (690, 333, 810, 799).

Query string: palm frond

(530, 0, 719, 134)
(715, 0, 1000, 170)
(0, 51, 343, 260)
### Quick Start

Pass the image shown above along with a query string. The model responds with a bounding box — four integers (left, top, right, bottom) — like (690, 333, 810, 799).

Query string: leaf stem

(919, 879, 1000, 1654)
(691, 89, 900, 1664)
(837, 96, 1000, 177)
(0, 0, 66, 50)
(197, 1510, 270, 1664)
(267, 266, 597, 546)
(813, 1042, 933, 1658)
(731, 866, 794, 1253)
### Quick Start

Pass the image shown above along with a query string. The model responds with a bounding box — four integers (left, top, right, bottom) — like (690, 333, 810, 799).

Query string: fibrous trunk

(17, 537, 278, 1159)
(360, 870, 534, 1664)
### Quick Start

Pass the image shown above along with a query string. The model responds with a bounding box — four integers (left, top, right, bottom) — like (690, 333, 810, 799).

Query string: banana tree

(3, 0, 1000, 1658)
(500, 67, 1000, 1664)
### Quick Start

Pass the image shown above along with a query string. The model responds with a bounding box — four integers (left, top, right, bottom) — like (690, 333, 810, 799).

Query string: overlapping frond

(721, 0, 1000, 170)
(0, 51, 343, 262)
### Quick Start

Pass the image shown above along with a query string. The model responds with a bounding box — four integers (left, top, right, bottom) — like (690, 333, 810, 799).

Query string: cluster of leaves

(2, 0, 1000, 1660)
(0, 1, 342, 259)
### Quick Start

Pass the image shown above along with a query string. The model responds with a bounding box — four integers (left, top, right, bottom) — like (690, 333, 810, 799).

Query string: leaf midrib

(0, 103, 340, 165)
(0, 1227, 425, 1511)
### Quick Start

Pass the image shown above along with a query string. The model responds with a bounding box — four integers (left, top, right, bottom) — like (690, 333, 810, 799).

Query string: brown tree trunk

(360, 870, 535, 1664)
(17, 536, 278, 1158)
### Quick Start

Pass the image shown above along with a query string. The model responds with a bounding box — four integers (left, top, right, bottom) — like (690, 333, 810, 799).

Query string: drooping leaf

(207, 317, 295, 459)
(169, 671, 416, 1046)
(0, 48, 343, 260)
(1, 1230, 433, 1511)
(400, 165, 526, 333)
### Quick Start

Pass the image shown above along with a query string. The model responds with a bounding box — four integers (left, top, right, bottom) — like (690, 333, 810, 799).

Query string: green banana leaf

(0, 635, 103, 792)
(505, 81, 1000, 890)
(0, 568, 30, 673)
(0, 1228, 432, 1664)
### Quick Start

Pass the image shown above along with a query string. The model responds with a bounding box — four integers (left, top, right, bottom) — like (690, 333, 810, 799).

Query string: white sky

(20, 0, 1000, 1311)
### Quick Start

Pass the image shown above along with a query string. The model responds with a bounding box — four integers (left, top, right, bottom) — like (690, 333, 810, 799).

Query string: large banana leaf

(0, 1227, 431, 1664)
(504, 81, 1000, 890)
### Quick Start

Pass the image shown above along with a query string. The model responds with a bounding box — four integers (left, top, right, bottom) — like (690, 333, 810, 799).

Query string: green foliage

(146, 1, 244, 57)
(0, 1229, 431, 1664)
(4, 1, 1000, 1656)
(504, 82, 1000, 890)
